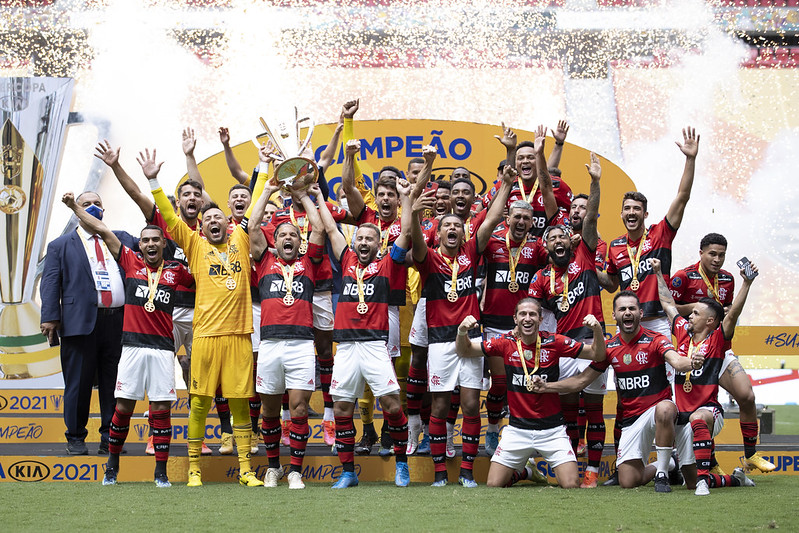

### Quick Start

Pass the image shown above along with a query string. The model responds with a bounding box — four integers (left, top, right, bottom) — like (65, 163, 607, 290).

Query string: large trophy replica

(0, 77, 74, 379)
(254, 108, 319, 192)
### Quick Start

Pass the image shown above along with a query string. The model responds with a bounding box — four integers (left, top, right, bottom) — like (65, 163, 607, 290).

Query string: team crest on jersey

(718, 288, 727, 300)
(163, 270, 175, 284)
(457, 255, 471, 267)
(568, 262, 580, 275)
(389, 224, 402, 236)
(641, 239, 652, 253)
(521, 247, 534, 259)
(635, 351, 648, 365)
(671, 276, 682, 287)
(229, 244, 239, 255)
(366, 262, 380, 275)
(540, 349, 549, 363)
(623, 353, 632, 365)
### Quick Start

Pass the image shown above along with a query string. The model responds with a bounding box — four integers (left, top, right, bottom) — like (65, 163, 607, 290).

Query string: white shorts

(617, 401, 694, 467)
(115, 345, 177, 402)
(256, 338, 316, 394)
(313, 291, 334, 331)
(559, 357, 607, 396)
(491, 424, 576, 472)
(408, 298, 428, 347)
(674, 406, 724, 466)
(388, 305, 400, 359)
(330, 340, 400, 403)
(484, 327, 510, 340)
(539, 308, 557, 334)
(251, 302, 261, 348)
(427, 340, 484, 392)
(719, 350, 736, 379)
(172, 306, 194, 356)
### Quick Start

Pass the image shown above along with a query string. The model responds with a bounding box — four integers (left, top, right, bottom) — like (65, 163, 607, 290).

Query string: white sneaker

(406, 415, 422, 455)
(446, 422, 456, 459)
(287, 471, 305, 489)
(732, 467, 756, 487)
(264, 466, 284, 488)
(695, 478, 710, 496)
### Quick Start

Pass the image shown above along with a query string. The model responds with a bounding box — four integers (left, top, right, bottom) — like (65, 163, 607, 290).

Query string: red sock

(505, 466, 530, 487)
(429, 416, 447, 473)
(261, 416, 281, 463)
(461, 415, 481, 471)
(149, 408, 171, 463)
(691, 418, 712, 478)
(109, 408, 132, 456)
(708, 473, 738, 487)
(384, 410, 408, 460)
(486, 375, 506, 426)
(562, 401, 579, 452)
(334, 415, 355, 471)
(317, 354, 334, 393)
(447, 388, 461, 425)
(406, 365, 428, 415)
(289, 415, 309, 472)
(740, 421, 758, 458)
(585, 402, 605, 468)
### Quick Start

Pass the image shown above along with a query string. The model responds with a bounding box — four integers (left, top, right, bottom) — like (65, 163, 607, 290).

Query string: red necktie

(94, 236, 113, 307)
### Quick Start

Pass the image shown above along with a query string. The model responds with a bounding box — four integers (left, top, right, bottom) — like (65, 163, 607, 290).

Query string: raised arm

(456, 315, 485, 358)
(650, 258, 680, 325)
(317, 118, 344, 172)
(61, 192, 122, 258)
(394, 178, 413, 253)
(94, 140, 156, 218)
(582, 152, 601, 251)
(722, 261, 758, 340)
(340, 139, 365, 220)
(597, 270, 619, 293)
(248, 163, 279, 261)
(298, 184, 325, 248)
(139, 148, 179, 231)
(477, 164, 516, 253)
(534, 125, 558, 220)
(493, 121, 517, 172)
(218, 126, 251, 184)
(576, 314, 606, 362)
(342, 99, 375, 207)
(182, 127, 213, 205)
(665, 126, 699, 230)
(547, 119, 569, 169)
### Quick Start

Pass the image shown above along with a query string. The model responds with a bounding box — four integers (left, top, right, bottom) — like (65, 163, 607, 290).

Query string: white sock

(487, 423, 499, 433)
(282, 409, 290, 422)
(586, 466, 599, 474)
(323, 406, 334, 422)
(656, 447, 671, 475)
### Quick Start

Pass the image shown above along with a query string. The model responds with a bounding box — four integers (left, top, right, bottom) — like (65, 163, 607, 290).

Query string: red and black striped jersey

(481, 177, 573, 238)
(117, 246, 194, 351)
(591, 328, 675, 427)
(422, 209, 487, 248)
(553, 210, 608, 269)
(482, 332, 583, 430)
(482, 227, 548, 331)
(147, 207, 198, 309)
(334, 248, 408, 343)
(264, 202, 347, 292)
(416, 238, 481, 343)
(606, 218, 677, 318)
(670, 262, 734, 307)
(528, 240, 604, 341)
(255, 244, 322, 340)
(672, 316, 726, 416)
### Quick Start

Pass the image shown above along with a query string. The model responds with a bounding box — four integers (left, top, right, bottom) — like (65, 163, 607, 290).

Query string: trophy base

(0, 302, 62, 379)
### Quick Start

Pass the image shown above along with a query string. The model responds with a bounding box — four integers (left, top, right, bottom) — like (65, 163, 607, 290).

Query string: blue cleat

(458, 476, 478, 488)
(417, 434, 431, 455)
(102, 466, 118, 486)
(430, 478, 448, 487)
(395, 461, 410, 487)
(485, 431, 499, 456)
(331, 470, 359, 489)
(154, 473, 172, 488)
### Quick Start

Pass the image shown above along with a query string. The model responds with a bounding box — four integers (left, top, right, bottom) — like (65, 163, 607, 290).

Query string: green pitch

(3, 476, 795, 532)
(772, 405, 799, 435)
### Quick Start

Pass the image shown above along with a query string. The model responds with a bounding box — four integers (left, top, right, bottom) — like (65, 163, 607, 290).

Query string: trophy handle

(296, 116, 315, 159)
(256, 116, 288, 161)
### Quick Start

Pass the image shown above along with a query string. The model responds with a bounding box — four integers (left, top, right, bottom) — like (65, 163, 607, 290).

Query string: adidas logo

(388, 379, 396, 386)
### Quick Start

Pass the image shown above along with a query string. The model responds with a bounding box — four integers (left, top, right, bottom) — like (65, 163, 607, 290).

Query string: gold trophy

(0, 77, 74, 379)
(253, 107, 318, 192)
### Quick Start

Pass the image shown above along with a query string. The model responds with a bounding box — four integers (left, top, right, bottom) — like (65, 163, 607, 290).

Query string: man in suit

(40, 191, 137, 455)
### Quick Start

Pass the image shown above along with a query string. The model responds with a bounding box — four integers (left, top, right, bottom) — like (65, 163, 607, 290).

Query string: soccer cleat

(580, 470, 598, 489)
(458, 476, 478, 488)
(263, 466, 284, 488)
(250, 431, 259, 455)
(239, 471, 264, 487)
(331, 471, 359, 489)
(200, 442, 213, 456)
(145, 436, 155, 456)
(355, 433, 377, 455)
(154, 473, 171, 488)
(485, 431, 499, 456)
(576, 440, 587, 457)
(417, 433, 431, 455)
(406, 415, 422, 455)
(732, 467, 756, 487)
(710, 464, 726, 476)
(654, 472, 672, 493)
(102, 466, 118, 486)
(281, 420, 291, 446)
(287, 471, 305, 489)
(395, 462, 410, 487)
(602, 469, 619, 486)
(323, 420, 336, 446)
(431, 478, 448, 487)
(187, 470, 203, 487)
(378, 446, 394, 457)
(743, 452, 776, 473)
(526, 460, 549, 485)
(668, 451, 684, 486)
(218, 432, 234, 455)
(694, 478, 710, 496)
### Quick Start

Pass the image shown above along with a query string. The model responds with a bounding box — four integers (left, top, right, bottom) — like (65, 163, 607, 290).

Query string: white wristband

(259, 162, 270, 175)
(148, 178, 160, 191)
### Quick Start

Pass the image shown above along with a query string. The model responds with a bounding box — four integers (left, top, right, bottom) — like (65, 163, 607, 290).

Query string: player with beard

(669, 234, 775, 474)
(651, 258, 758, 495)
(457, 299, 606, 488)
(62, 194, 194, 487)
(410, 146, 515, 487)
(315, 175, 419, 487)
(528, 151, 607, 488)
(251, 183, 325, 489)
(144, 148, 269, 488)
(568, 193, 607, 270)
(533, 291, 700, 492)
(599, 127, 700, 341)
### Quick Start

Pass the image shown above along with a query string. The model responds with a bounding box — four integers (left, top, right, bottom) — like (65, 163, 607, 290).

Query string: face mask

(85, 204, 104, 220)
(339, 198, 349, 210)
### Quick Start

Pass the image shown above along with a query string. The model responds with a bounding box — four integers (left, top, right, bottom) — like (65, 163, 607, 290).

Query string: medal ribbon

(210, 246, 235, 282)
(442, 253, 460, 297)
(146, 262, 164, 309)
(515, 334, 541, 388)
(698, 265, 720, 303)
(280, 262, 296, 299)
(379, 222, 391, 255)
(684, 336, 708, 385)
(290, 206, 309, 249)
(506, 231, 527, 287)
(626, 226, 648, 287)
(549, 267, 569, 310)
(356, 265, 368, 308)
(464, 216, 471, 242)
(517, 176, 538, 204)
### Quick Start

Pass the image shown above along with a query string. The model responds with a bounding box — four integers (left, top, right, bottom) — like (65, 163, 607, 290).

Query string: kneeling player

(455, 299, 606, 489)
(63, 194, 193, 487)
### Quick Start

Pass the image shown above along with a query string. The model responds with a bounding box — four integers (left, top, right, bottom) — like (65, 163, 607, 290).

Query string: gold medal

(683, 381, 693, 393)
(225, 277, 237, 290)
(508, 280, 519, 293)
(550, 267, 570, 313)
(283, 293, 295, 306)
(447, 291, 459, 303)
(525, 375, 534, 392)
(144, 261, 164, 313)
(290, 206, 309, 256)
(516, 335, 541, 394)
(442, 253, 460, 304)
(299, 242, 308, 255)
(211, 247, 238, 292)
(280, 262, 297, 305)
(144, 301, 156, 313)
(357, 302, 369, 315)
(630, 278, 640, 291)
(625, 228, 648, 294)
(559, 300, 570, 313)
(505, 231, 527, 295)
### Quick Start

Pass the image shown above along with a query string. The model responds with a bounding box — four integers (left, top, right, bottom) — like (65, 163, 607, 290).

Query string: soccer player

(669, 233, 775, 473)
(143, 148, 267, 487)
(651, 258, 757, 495)
(455, 299, 606, 489)
(317, 173, 418, 487)
(410, 147, 514, 487)
(533, 291, 701, 492)
(62, 193, 193, 488)
(528, 151, 607, 488)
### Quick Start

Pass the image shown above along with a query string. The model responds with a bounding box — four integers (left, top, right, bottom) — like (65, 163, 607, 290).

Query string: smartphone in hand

(736, 257, 758, 281)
